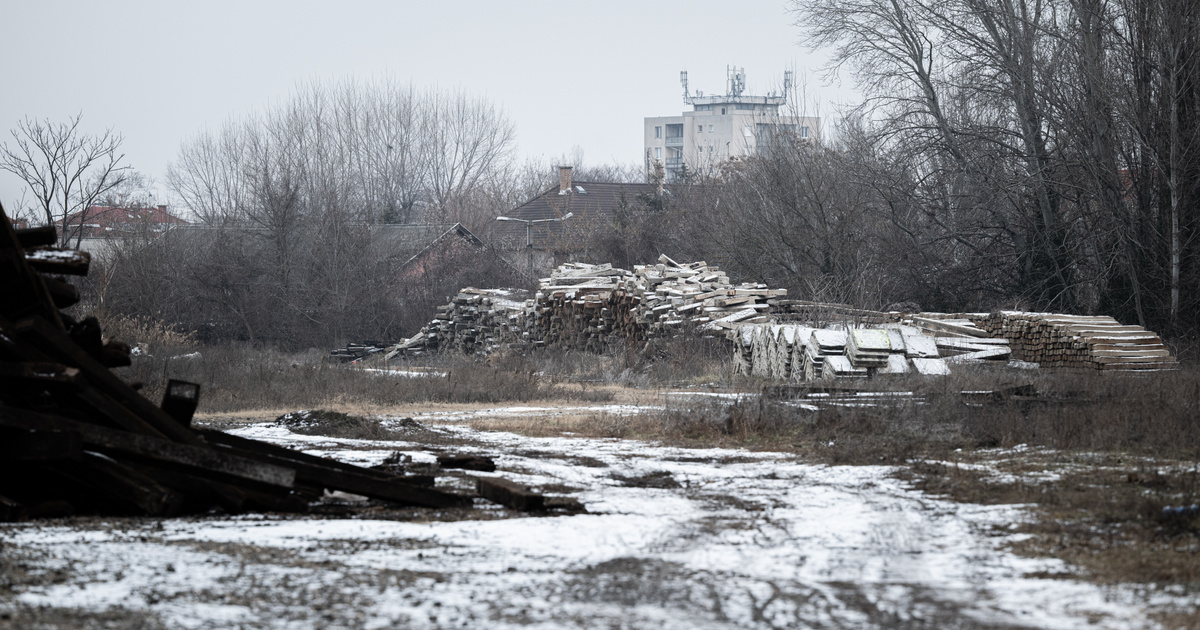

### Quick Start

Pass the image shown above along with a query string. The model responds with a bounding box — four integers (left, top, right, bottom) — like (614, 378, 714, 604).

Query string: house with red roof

(56, 205, 188, 257)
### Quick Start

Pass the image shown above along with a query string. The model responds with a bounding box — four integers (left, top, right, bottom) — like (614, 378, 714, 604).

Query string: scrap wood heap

(385, 288, 531, 359)
(0, 208, 555, 520)
(531, 262, 637, 352)
(386, 255, 790, 357)
(329, 341, 389, 362)
(620, 255, 785, 335)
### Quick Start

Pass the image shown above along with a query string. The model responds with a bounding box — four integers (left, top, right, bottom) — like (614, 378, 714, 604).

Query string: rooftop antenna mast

(727, 65, 746, 97)
(680, 70, 691, 104)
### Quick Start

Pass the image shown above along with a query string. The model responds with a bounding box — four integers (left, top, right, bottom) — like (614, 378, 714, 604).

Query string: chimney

(559, 165, 573, 193)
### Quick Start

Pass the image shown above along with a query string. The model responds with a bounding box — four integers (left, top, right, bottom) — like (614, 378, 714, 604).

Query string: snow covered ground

(0, 415, 1187, 629)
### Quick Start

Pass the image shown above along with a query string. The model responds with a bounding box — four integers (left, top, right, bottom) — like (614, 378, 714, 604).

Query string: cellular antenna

(680, 70, 691, 103)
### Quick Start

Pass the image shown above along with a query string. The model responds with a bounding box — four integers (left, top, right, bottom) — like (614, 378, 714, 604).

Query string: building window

(720, 107, 726, 115)
(655, 147, 662, 159)
(708, 124, 714, 133)
(655, 126, 662, 139)
(708, 146, 714, 152)
(697, 125, 703, 133)
(800, 126, 809, 138)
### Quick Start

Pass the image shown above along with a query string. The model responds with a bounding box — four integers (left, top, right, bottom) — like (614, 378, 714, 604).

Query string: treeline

(92, 79, 530, 349)
(77, 0, 1200, 348)
(638, 0, 1199, 341)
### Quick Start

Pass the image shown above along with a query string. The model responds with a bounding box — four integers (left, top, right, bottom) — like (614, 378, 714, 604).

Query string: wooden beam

(0, 429, 82, 461)
(23, 247, 90, 276)
(205, 440, 470, 509)
(64, 452, 184, 516)
(0, 407, 295, 488)
(12, 226, 56, 248)
(14, 316, 204, 445)
(477, 477, 543, 511)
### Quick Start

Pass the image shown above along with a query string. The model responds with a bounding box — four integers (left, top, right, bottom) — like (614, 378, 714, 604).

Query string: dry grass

(114, 345, 614, 414)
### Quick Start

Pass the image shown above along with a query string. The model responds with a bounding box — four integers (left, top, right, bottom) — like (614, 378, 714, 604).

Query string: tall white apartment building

(645, 68, 819, 181)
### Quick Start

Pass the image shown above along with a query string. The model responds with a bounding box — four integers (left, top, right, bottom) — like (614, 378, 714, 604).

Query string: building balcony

(665, 136, 683, 146)
(664, 157, 684, 168)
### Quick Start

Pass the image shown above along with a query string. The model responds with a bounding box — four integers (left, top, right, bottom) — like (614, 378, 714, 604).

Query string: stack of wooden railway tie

(385, 255, 788, 357)
(531, 256, 787, 350)
(0, 208, 546, 520)
(385, 288, 530, 359)
(974, 311, 1177, 370)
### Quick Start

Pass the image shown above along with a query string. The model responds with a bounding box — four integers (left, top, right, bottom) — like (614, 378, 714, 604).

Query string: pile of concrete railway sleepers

(730, 310, 1176, 381)
(0, 208, 550, 520)
(731, 320, 965, 381)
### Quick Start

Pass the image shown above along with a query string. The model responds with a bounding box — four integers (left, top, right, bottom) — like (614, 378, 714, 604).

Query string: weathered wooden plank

(14, 316, 204, 445)
(437, 455, 496, 472)
(0, 429, 82, 461)
(0, 407, 296, 488)
(23, 247, 90, 276)
(911, 317, 990, 338)
(12, 226, 57, 248)
(203, 438, 468, 509)
(477, 477, 544, 511)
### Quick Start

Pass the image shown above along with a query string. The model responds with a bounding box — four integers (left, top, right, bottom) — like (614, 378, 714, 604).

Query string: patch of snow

(2, 422, 1191, 628)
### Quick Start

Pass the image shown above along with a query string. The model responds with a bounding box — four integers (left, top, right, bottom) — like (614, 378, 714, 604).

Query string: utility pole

(495, 212, 573, 280)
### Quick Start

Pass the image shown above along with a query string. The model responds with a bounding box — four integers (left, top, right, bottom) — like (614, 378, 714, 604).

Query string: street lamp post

(495, 212, 573, 280)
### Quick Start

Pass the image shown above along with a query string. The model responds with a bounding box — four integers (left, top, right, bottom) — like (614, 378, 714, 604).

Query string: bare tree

(166, 120, 251, 225)
(1, 113, 131, 247)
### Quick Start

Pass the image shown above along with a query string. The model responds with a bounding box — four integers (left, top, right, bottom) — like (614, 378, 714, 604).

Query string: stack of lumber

(975, 312, 1177, 370)
(823, 355, 868, 379)
(731, 326, 756, 376)
(622, 255, 784, 335)
(0, 208, 477, 519)
(386, 288, 531, 359)
(532, 263, 637, 351)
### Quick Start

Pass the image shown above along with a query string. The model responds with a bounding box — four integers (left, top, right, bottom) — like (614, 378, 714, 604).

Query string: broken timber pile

(533, 262, 636, 352)
(386, 288, 531, 359)
(379, 255, 1175, 376)
(387, 256, 790, 356)
(0, 207, 474, 519)
(329, 341, 389, 362)
(533, 255, 786, 351)
(975, 312, 1177, 371)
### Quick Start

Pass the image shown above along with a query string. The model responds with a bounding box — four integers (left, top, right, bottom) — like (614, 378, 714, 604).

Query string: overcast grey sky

(1, 0, 854, 211)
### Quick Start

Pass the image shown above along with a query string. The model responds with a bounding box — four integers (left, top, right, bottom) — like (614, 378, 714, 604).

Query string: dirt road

(0, 408, 1186, 629)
